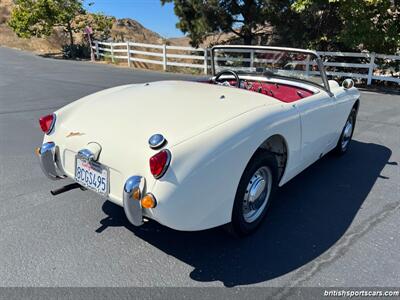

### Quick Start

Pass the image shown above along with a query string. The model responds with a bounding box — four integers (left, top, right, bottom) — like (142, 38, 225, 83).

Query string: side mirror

(342, 79, 354, 89)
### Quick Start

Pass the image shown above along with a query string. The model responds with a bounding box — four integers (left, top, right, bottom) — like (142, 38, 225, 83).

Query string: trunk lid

(58, 80, 279, 149)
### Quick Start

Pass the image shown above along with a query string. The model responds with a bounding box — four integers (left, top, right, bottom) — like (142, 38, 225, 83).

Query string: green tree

(91, 13, 114, 41)
(77, 12, 114, 41)
(8, 0, 85, 47)
(161, 0, 277, 47)
(8, 0, 113, 57)
(271, 0, 342, 50)
(290, 0, 400, 53)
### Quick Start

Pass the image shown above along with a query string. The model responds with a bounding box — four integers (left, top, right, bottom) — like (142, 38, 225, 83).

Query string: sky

(86, 0, 184, 38)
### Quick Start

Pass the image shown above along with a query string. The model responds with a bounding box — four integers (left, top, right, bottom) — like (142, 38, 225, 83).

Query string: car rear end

(36, 109, 166, 227)
(35, 80, 279, 230)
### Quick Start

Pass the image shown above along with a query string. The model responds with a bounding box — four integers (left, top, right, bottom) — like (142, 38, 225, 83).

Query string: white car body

(37, 46, 360, 231)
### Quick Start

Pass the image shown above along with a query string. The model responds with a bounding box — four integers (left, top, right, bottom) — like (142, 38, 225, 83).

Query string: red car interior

(204, 80, 315, 103)
(240, 81, 314, 103)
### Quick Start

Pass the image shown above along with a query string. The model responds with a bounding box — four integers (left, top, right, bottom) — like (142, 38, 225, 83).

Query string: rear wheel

(334, 107, 357, 155)
(226, 152, 278, 237)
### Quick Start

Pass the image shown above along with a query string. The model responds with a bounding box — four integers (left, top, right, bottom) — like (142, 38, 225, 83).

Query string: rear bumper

(36, 142, 145, 227)
(36, 142, 66, 180)
(123, 176, 145, 226)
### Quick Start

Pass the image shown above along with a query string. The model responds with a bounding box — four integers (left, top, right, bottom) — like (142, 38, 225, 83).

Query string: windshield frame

(211, 45, 331, 95)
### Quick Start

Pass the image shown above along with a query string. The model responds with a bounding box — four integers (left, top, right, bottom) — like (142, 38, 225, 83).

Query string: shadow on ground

(358, 86, 400, 96)
(96, 140, 392, 286)
(38, 52, 90, 61)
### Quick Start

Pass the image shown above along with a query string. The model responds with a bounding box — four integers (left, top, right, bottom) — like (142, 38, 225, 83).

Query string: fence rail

(92, 41, 400, 85)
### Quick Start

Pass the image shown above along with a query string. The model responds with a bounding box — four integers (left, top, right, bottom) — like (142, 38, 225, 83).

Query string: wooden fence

(93, 41, 400, 85)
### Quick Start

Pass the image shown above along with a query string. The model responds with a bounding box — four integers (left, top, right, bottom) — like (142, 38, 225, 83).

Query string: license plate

(75, 156, 109, 196)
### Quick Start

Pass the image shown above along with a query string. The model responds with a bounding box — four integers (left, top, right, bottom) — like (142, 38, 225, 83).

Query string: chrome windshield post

(317, 58, 333, 97)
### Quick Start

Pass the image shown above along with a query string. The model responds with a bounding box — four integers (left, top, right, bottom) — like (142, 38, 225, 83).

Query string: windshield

(212, 47, 325, 87)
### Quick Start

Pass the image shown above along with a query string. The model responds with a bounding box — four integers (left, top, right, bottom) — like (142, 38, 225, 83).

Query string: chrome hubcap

(242, 166, 272, 223)
(341, 115, 354, 149)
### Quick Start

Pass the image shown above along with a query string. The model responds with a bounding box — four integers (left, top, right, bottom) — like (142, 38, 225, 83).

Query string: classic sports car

(36, 45, 360, 236)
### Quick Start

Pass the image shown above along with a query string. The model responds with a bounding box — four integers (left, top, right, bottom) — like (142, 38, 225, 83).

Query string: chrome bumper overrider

(37, 142, 145, 226)
(123, 176, 145, 226)
(36, 142, 66, 180)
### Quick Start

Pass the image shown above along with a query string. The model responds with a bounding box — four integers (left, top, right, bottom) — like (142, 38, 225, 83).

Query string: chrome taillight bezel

(47, 113, 57, 134)
(39, 113, 57, 135)
(150, 149, 171, 179)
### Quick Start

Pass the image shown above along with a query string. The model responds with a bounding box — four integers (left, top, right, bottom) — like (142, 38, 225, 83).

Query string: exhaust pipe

(50, 183, 86, 196)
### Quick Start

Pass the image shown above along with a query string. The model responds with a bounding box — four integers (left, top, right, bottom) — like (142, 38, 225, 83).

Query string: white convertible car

(36, 45, 360, 236)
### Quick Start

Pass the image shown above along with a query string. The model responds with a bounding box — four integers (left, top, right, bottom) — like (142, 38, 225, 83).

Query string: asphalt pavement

(0, 46, 399, 289)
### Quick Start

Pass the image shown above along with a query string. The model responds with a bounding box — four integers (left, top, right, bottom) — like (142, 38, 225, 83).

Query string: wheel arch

(353, 98, 360, 112)
(251, 134, 289, 183)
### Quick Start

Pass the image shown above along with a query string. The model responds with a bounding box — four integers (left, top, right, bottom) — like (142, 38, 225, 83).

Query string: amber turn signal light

(141, 193, 157, 209)
(35, 147, 41, 156)
(132, 187, 141, 201)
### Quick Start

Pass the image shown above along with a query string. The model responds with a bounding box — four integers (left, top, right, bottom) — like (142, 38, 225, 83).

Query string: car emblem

(66, 132, 85, 138)
(148, 134, 167, 149)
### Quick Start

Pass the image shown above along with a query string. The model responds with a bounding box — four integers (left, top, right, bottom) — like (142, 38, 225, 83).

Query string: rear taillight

(39, 113, 56, 134)
(149, 149, 171, 179)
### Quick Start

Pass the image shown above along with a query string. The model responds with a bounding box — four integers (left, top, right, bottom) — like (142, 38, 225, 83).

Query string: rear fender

(150, 104, 301, 230)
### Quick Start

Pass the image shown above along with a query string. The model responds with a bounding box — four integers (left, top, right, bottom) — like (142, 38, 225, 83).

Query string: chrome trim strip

(123, 176, 145, 226)
(48, 113, 56, 135)
(38, 142, 64, 180)
(44, 113, 57, 135)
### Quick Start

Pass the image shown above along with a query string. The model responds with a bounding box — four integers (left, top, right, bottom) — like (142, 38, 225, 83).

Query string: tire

(334, 107, 357, 155)
(226, 151, 278, 237)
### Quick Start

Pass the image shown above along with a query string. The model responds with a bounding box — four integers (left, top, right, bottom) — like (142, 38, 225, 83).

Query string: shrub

(62, 44, 91, 59)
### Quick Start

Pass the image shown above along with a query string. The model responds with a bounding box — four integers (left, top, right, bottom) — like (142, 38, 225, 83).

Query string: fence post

(95, 41, 99, 59)
(163, 44, 167, 71)
(250, 50, 254, 69)
(367, 52, 375, 85)
(126, 41, 131, 67)
(110, 42, 115, 63)
(203, 48, 208, 75)
(305, 55, 310, 77)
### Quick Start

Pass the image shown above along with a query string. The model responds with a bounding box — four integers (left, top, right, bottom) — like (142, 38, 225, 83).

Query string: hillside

(0, 0, 165, 53)
(111, 18, 164, 44)
(168, 32, 235, 47)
